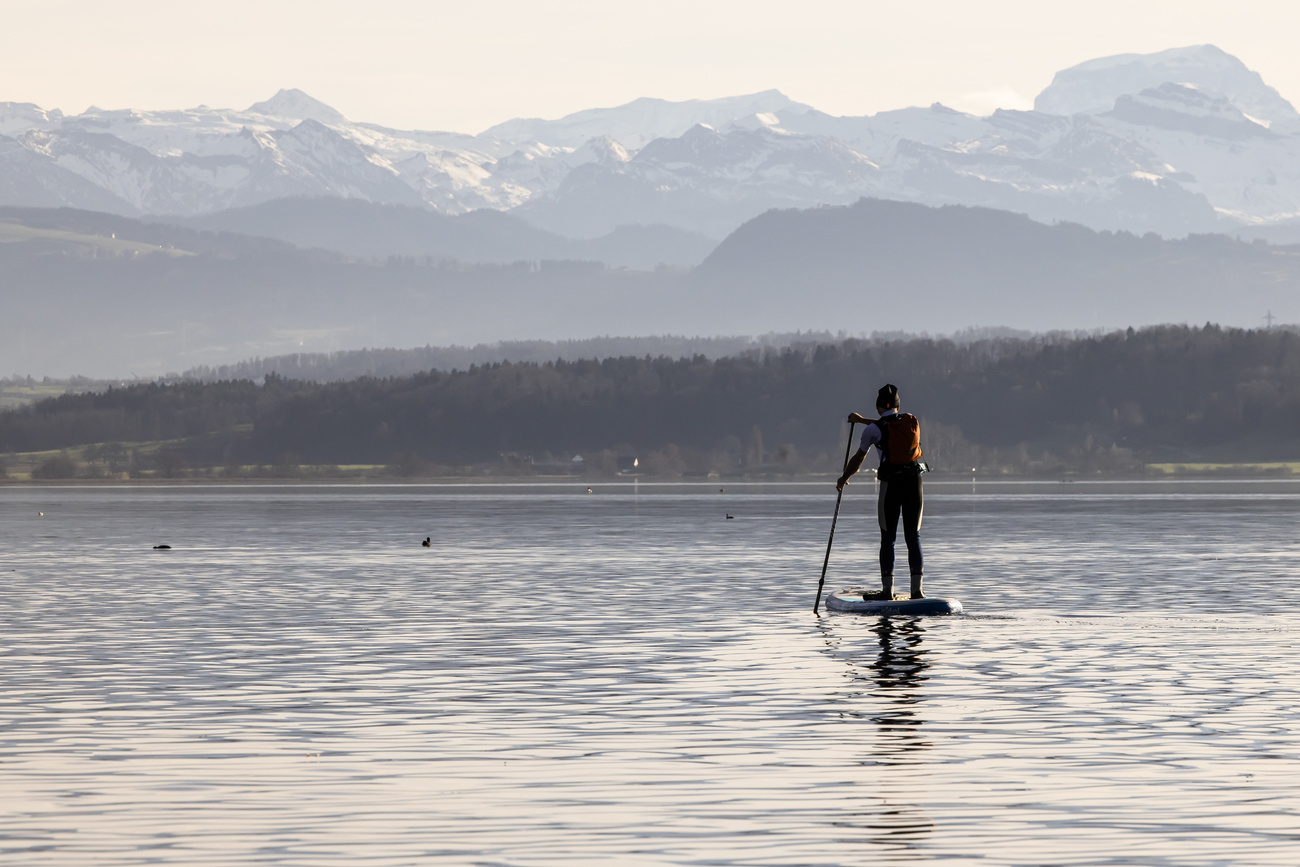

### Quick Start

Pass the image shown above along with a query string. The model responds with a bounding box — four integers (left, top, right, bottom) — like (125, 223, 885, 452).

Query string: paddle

(814, 421, 856, 614)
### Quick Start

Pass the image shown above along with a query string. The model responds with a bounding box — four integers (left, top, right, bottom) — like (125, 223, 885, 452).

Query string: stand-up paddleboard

(825, 587, 963, 615)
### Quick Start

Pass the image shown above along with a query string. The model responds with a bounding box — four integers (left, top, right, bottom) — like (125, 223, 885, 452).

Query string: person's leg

(876, 477, 902, 598)
(901, 474, 924, 597)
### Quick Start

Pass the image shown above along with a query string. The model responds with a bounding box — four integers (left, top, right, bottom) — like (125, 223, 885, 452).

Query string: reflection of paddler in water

(816, 616, 935, 851)
(815, 615, 931, 741)
(869, 617, 931, 754)
(862, 618, 935, 851)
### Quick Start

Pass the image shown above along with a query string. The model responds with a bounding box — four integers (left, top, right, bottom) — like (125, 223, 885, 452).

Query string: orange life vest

(876, 413, 923, 466)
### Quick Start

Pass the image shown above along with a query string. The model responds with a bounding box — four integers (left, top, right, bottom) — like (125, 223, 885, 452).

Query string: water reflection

(822, 617, 936, 856)
(867, 617, 931, 757)
(823, 617, 932, 750)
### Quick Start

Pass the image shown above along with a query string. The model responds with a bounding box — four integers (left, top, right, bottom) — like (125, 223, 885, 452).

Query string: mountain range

(2, 198, 1295, 378)
(3, 44, 1300, 250)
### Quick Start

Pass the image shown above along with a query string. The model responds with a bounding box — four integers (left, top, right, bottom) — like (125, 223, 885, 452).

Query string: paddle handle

(814, 422, 856, 614)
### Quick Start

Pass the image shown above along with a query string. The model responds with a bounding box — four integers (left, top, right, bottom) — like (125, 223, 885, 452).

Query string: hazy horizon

(4, 1, 1300, 133)
(4, 7, 1300, 379)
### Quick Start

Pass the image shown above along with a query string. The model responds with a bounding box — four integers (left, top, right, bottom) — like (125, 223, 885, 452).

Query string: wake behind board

(825, 587, 962, 616)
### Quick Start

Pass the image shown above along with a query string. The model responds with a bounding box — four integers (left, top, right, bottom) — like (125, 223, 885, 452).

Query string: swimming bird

(422, 537, 431, 547)
(153, 544, 171, 550)
(726, 514, 734, 520)
(586, 487, 593, 493)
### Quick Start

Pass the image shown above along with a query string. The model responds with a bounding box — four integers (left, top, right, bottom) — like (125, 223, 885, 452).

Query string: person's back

(876, 411, 923, 472)
(836, 383, 927, 600)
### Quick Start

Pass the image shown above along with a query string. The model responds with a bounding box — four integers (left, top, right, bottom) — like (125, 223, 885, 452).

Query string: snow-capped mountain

(247, 88, 350, 125)
(1, 46, 1299, 239)
(480, 90, 811, 150)
(1035, 45, 1300, 131)
(517, 121, 885, 238)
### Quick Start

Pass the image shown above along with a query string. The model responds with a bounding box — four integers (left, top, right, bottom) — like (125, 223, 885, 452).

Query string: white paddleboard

(825, 587, 963, 616)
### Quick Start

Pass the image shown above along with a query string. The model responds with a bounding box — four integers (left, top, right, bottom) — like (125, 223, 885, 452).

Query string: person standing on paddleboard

(836, 383, 927, 601)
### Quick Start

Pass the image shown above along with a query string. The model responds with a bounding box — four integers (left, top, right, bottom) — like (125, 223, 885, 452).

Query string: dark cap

(876, 383, 899, 408)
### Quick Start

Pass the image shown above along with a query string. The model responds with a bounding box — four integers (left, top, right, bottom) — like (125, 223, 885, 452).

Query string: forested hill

(180, 332, 851, 382)
(2, 325, 1299, 476)
(693, 198, 1300, 333)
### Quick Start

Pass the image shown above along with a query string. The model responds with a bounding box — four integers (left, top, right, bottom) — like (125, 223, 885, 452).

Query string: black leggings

(878, 471, 923, 579)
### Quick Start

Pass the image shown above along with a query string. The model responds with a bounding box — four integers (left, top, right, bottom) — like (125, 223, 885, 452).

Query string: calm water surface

(2, 480, 1299, 865)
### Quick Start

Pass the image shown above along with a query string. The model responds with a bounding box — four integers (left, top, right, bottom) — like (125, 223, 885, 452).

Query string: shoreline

(3, 470, 1298, 486)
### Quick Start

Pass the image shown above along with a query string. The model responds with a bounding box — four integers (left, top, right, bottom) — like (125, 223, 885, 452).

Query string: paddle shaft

(814, 422, 856, 614)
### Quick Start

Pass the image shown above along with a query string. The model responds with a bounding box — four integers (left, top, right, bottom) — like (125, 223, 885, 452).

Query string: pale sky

(3, 0, 1298, 133)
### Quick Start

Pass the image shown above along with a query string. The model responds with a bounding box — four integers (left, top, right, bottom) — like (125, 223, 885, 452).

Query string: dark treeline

(179, 327, 1037, 383)
(3, 324, 1300, 475)
(182, 332, 847, 383)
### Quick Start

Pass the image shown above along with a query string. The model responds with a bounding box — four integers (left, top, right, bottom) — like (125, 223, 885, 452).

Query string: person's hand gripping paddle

(814, 421, 856, 614)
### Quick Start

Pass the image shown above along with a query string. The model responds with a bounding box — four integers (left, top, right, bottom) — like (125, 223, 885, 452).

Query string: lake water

(2, 480, 1299, 865)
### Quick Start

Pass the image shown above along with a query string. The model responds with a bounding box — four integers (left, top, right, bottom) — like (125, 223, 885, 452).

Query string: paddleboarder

(836, 384, 926, 601)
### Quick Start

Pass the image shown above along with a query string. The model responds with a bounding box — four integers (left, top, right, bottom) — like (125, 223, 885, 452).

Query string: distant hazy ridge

(2, 198, 1295, 377)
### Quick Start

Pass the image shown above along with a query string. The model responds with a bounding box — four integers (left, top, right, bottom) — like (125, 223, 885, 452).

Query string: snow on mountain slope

(566, 135, 632, 168)
(1108, 83, 1273, 139)
(247, 89, 349, 125)
(0, 46, 1298, 239)
(1098, 84, 1300, 224)
(256, 120, 423, 206)
(523, 97, 1218, 238)
(778, 103, 992, 161)
(22, 126, 205, 214)
(775, 102, 1219, 235)
(393, 150, 500, 212)
(64, 106, 247, 155)
(518, 123, 883, 237)
(0, 133, 135, 213)
(634, 123, 879, 191)
(7, 117, 429, 215)
(0, 102, 63, 137)
(480, 90, 811, 150)
(1035, 44, 1300, 131)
